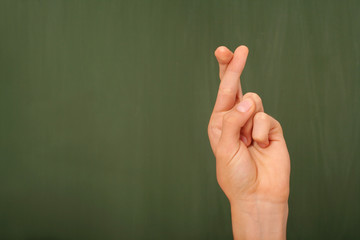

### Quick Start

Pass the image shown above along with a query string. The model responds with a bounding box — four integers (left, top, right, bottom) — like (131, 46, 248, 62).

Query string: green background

(1, 0, 359, 239)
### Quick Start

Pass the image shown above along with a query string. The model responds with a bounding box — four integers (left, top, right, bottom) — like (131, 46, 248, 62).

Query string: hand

(208, 46, 290, 239)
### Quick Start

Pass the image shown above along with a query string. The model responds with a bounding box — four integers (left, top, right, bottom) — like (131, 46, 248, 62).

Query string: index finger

(213, 45, 249, 113)
(214, 46, 234, 80)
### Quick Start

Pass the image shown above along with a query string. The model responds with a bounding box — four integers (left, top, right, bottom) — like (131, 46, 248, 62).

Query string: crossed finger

(215, 46, 233, 80)
(213, 45, 249, 113)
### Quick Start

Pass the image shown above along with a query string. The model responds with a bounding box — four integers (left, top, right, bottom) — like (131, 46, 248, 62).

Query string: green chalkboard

(1, 1, 359, 239)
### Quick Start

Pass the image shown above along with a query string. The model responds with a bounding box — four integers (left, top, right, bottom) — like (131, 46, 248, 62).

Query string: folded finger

(252, 112, 283, 148)
(240, 92, 264, 146)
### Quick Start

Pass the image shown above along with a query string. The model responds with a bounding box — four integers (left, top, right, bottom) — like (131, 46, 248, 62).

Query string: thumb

(217, 98, 255, 157)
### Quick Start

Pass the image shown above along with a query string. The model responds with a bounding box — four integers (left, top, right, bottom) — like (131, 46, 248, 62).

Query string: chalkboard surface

(1, 1, 359, 239)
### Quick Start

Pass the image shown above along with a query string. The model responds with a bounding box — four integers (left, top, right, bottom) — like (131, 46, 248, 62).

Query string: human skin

(208, 45, 291, 240)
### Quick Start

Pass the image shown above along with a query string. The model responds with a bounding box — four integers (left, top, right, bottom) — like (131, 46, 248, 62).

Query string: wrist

(230, 200, 288, 240)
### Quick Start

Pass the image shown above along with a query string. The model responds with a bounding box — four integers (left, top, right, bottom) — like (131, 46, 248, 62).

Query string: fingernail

(258, 142, 268, 148)
(240, 135, 248, 145)
(236, 99, 252, 112)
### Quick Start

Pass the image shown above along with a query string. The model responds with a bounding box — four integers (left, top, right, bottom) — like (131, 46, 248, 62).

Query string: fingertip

(215, 46, 233, 63)
(237, 45, 249, 52)
(257, 141, 269, 148)
(215, 46, 229, 54)
(226, 45, 249, 74)
(234, 45, 249, 56)
(240, 135, 248, 145)
(241, 134, 253, 147)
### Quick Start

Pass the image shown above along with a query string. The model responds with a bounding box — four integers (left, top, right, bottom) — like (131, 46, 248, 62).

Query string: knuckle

(254, 112, 268, 122)
(208, 121, 221, 135)
(274, 119, 283, 133)
(244, 92, 257, 98)
(244, 92, 262, 105)
(274, 118, 281, 126)
(244, 92, 263, 111)
(270, 115, 282, 128)
(253, 135, 267, 143)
